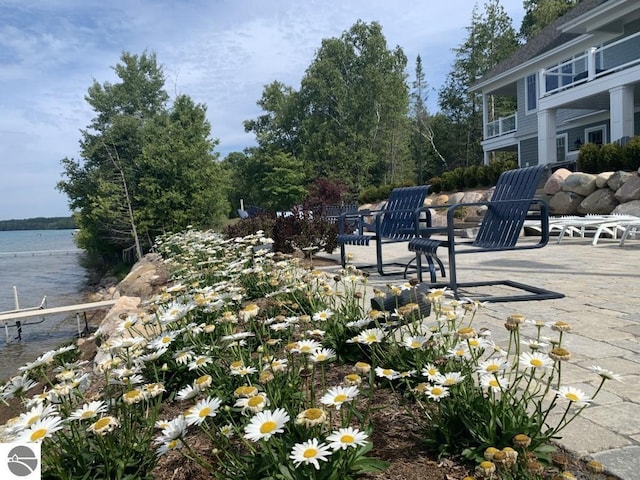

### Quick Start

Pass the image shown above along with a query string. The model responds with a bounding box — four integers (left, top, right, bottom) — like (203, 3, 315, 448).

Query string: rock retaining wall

(543, 168, 640, 216)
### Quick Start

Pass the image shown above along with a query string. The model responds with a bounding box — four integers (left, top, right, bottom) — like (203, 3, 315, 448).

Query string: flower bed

(0, 230, 620, 479)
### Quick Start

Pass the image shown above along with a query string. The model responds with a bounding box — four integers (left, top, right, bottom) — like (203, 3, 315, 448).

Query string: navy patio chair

(337, 185, 430, 276)
(408, 165, 564, 302)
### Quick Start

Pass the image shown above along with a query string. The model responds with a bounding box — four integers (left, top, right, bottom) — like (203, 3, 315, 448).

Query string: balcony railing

(542, 30, 640, 97)
(486, 113, 517, 139)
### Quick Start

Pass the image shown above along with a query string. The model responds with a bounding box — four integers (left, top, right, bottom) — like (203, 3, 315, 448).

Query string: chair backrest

(380, 185, 430, 239)
(473, 165, 546, 248)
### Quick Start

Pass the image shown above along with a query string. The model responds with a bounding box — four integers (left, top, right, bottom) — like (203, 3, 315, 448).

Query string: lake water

(0, 230, 88, 380)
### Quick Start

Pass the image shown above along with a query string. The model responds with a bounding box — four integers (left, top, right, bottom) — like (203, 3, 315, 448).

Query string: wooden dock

(0, 299, 117, 342)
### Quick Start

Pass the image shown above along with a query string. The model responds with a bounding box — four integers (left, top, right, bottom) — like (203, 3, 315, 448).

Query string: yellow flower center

(334, 394, 348, 402)
(411, 341, 420, 348)
(168, 439, 179, 449)
(431, 387, 443, 395)
(248, 397, 264, 407)
(530, 359, 543, 367)
(565, 393, 579, 402)
(303, 448, 318, 459)
(93, 417, 110, 430)
(304, 408, 324, 420)
(199, 407, 211, 418)
(382, 369, 392, 376)
(30, 428, 47, 441)
(489, 379, 499, 387)
(444, 378, 455, 385)
(81, 410, 95, 419)
(27, 415, 40, 426)
(486, 364, 499, 372)
(316, 354, 326, 361)
(260, 421, 277, 434)
(162, 336, 171, 344)
(124, 390, 141, 400)
(340, 434, 355, 444)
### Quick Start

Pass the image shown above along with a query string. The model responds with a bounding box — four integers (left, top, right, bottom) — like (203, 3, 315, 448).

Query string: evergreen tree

(58, 51, 228, 263)
(520, 0, 580, 41)
(438, 0, 520, 167)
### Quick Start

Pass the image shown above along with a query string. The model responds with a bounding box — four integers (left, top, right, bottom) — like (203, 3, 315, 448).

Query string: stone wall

(543, 168, 640, 216)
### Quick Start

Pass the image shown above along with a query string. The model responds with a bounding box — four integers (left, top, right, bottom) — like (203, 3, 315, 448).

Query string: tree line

(0, 217, 76, 231)
(57, 0, 579, 266)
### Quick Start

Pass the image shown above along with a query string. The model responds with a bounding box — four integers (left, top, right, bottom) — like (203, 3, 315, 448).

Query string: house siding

(602, 19, 640, 70)
(519, 137, 539, 166)
(516, 77, 538, 137)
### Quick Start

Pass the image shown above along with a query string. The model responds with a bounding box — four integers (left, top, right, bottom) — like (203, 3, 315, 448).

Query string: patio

(317, 238, 640, 479)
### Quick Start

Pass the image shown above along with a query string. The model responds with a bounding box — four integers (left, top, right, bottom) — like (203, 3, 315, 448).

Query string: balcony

(486, 113, 517, 139)
(542, 30, 640, 97)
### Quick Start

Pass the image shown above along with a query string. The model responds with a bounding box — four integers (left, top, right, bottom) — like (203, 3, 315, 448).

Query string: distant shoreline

(0, 216, 76, 231)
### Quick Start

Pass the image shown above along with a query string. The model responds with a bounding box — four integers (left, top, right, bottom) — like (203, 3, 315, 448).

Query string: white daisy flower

(519, 352, 553, 371)
(289, 438, 332, 470)
(243, 408, 290, 442)
(421, 364, 441, 381)
(309, 348, 336, 363)
(375, 367, 400, 380)
(185, 397, 223, 426)
(480, 374, 510, 392)
(69, 401, 108, 421)
(425, 384, 449, 401)
(14, 415, 64, 442)
(326, 426, 369, 451)
(319, 385, 359, 410)
(555, 386, 592, 407)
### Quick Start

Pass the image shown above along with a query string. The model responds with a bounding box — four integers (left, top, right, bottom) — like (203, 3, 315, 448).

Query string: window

(585, 125, 607, 145)
(526, 74, 537, 113)
(556, 134, 568, 163)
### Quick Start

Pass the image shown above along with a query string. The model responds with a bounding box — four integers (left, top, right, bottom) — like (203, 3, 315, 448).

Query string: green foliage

(437, 160, 516, 192)
(599, 142, 624, 172)
(58, 51, 228, 266)
(427, 176, 442, 194)
(521, 0, 578, 41)
(486, 158, 518, 185)
(438, 0, 520, 169)
(357, 183, 414, 204)
(623, 136, 640, 170)
(576, 143, 601, 174)
(0, 217, 76, 231)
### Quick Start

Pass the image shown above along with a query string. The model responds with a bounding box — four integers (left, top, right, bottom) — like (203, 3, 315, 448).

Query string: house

(471, 0, 640, 168)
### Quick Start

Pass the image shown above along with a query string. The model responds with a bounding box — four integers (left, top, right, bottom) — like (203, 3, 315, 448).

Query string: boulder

(116, 253, 169, 299)
(431, 194, 449, 206)
(595, 171, 615, 189)
(461, 191, 484, 204)
(614, 176, 640, 203)
(447, 192, 465, 205)
(607, 170, 634, 191)
(562, 172, 597, 196)
(549, 191, 584, 215)
(612, 199, 640, 217)
(577, 188, 619, 215)
(544, 168, 571, 195)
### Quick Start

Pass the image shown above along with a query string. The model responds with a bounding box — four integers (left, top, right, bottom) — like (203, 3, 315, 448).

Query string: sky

(0, 0, 524, 221)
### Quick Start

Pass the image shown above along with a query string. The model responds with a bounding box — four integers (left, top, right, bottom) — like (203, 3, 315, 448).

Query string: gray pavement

(316, 235, 640, 480)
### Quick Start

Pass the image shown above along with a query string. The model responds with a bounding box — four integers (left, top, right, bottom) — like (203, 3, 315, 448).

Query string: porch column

(537, 108, 556, 165)
(609, 85, 634, 142)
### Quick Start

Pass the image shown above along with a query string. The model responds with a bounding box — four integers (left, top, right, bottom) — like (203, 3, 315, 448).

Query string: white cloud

(0, 0, 523, 220)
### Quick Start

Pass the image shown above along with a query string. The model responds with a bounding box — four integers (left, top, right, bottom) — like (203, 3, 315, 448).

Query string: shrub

(223, 211, 337, 254)
(577, 142, 600, 173)
(623, 136, 640, 170)
(464, 165, 479, 189)
(304, 177, 350, 209)
(599, 143, 624, 171)
(428, 176, 442, 194)
(476, 165, 490, 187)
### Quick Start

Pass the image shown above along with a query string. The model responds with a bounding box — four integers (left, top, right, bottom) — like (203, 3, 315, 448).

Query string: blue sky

(0, 0, 523, 221)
